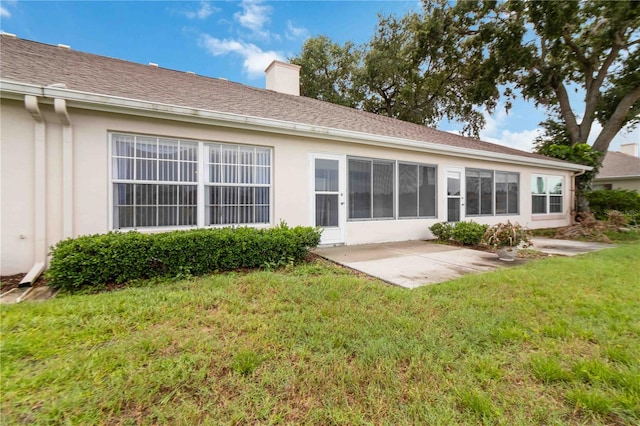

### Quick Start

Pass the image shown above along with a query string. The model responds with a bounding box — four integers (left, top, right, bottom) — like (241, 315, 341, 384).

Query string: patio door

(446, 167, 465, 222)
(310, 154, 346, 245)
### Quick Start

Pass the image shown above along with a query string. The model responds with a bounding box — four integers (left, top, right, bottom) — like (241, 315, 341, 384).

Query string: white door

(445, 167, 465, 222)
(310, 154, 346, 245)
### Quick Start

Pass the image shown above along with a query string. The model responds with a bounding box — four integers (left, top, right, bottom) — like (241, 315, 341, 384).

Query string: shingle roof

(1, 36, 561, 163)
(596, 151, 640, 179)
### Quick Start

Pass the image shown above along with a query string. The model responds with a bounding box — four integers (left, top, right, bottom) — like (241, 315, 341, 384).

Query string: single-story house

(1, 35, 589, 278)
(592, 144, 640, 191)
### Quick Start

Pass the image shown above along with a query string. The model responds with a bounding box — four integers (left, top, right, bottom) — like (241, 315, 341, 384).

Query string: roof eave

(0, 80, 590, 172)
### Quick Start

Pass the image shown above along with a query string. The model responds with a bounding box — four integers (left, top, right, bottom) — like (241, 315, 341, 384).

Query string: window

(495, 171, 519, 215)
(398, 163, 437, 218)
(348, 158, 394, 219)
(112, 134, 198, 228)
(532, 175, 563, 214)
(205, 143, 271, 225)
(466, 169, 494, 216)
(111, 133, 271, 229)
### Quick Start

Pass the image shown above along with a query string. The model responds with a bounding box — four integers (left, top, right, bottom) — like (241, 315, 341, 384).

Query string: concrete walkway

(314, 238, 614, 289)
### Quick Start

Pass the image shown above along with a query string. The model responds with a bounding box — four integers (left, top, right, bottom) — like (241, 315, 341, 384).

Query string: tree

(290, 36, 362, 108)
(468, 0, 640, 154)
(358, 10, 486, 136)
(291, 1, 639, 152)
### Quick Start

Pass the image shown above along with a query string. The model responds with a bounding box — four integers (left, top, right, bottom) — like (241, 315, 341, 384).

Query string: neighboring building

(1, 35, 589, 276)
(593, 144, 640, 192)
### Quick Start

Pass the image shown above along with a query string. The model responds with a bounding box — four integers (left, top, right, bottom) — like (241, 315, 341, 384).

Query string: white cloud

(185, 1, 217, 20)
(285, 20, 308, 40)
(479, 107, 542, 152)
(1, 6, 11, 18)
(200, 34, 284, 79)
(234, 0, 272, 38)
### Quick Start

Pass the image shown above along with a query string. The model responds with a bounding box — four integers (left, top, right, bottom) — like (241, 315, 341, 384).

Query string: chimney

(620, 143, 638, 157)
(265, 60, 301, 96)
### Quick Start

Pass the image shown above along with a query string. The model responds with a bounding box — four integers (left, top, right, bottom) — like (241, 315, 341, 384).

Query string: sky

(1, 0, 637, 153)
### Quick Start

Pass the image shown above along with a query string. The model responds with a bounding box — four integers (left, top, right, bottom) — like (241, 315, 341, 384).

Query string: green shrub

(429, 222, 454, 242)
(46, 223, 321, 292)
(451, 221, 489, 246)
(586, 189, 640, 221)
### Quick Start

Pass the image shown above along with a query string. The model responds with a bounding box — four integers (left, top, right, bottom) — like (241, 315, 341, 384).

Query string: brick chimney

(620, 143, 638, 157)
(265, 61, 301, 96)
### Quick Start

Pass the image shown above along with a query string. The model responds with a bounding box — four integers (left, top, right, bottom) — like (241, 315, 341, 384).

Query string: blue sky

(1, 0, 637, 152)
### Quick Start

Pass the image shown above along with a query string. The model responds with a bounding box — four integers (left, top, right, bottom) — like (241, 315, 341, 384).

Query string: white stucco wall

(1, 97, 576, 274)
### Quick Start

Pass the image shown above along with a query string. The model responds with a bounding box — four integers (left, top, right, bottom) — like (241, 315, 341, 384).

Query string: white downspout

(54, 98, 73, 239)
(19, 95, 47, 287)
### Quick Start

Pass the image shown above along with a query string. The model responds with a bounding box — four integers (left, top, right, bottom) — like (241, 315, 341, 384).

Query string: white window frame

(531, 174, 564, 215)
(108, 132, 272, 230)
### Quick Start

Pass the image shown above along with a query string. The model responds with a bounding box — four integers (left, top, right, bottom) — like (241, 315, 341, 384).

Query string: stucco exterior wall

(593, 178, 640, 192)
(1, 100, 35, 274)
(1, 98, 575, 274)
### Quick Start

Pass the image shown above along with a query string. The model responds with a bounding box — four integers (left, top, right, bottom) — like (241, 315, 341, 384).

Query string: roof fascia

(0, 80, 589, 172)
(594, 175, 640, 181)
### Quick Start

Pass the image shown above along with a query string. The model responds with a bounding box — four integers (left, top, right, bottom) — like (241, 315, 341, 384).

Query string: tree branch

(581, 37, 623, 142)
(562, 29, 593, 80)
(554, 80, 581, 144)
(592, 84, 640, 153)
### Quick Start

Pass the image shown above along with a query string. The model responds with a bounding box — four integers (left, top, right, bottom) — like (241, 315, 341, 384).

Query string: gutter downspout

(571, 169, 587, 225)
(19, 95, 47, 289)
(54, 97, 73, 239)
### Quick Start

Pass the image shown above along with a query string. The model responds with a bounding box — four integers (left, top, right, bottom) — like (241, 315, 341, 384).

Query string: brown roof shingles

(1, 36, 562, 163)
(596, 151, 640, 179)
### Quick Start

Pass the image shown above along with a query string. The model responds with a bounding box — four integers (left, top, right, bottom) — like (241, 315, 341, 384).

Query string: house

(592, 144, 640, 192)
(1, 35, 589, 278)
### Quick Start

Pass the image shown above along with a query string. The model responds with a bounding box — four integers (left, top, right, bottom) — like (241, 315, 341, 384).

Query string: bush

(483, 221, 532, 249)
(46, 223, 321, 292)
(450, 221, 489, 246)
(585, 189, 640, 221)
(429, 222, 454, 242)
(430, 221, 488, 245)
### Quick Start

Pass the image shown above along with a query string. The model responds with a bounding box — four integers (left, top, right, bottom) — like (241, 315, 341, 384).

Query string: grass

(2, 244, 639, 425)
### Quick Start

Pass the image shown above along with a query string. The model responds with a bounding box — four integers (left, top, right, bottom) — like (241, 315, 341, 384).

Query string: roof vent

(58, 44, 71, 50)
(186, 71, 195, 75)
(265, 60, 301, 96)
(148, 62, 158, 67)
(218, 77, 228, 81)
(1, 32, 17, 38)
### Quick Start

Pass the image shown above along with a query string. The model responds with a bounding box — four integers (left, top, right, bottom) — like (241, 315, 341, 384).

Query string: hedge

(46, 223, 321, 292)
(585, 189, 640, 221)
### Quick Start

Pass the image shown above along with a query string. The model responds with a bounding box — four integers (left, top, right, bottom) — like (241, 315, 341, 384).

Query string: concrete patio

(314, 238, 613, 289)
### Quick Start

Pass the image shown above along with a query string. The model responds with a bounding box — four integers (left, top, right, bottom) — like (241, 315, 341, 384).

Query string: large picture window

(111, 133, 271, 229)
(532, 175, 563, 214)
(348, 158, 394, 219)
(398, 163, 437, 218)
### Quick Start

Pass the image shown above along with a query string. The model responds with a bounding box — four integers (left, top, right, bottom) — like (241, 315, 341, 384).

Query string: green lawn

(2, 244, 639, 425)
